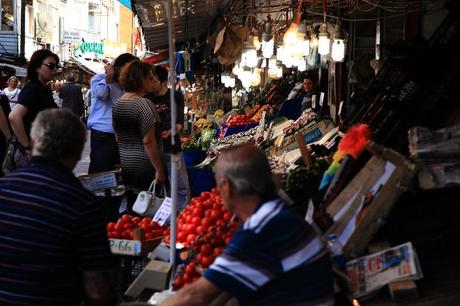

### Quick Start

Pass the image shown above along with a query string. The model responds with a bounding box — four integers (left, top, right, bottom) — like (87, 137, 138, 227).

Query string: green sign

(80, 42, 104, 55)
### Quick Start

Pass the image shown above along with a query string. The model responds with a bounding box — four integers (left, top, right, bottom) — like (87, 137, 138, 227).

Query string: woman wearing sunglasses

(8, 49, 59, 167)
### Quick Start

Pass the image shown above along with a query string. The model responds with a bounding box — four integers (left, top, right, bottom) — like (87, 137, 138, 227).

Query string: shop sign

(80, 42, 104, 55)
(103, 40, 127, 58)
(63, 30, 81, 44)
(79, 172, 117, 192)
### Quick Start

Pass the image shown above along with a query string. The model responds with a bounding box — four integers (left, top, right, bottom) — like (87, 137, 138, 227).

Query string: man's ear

(220, 178, 232, 197)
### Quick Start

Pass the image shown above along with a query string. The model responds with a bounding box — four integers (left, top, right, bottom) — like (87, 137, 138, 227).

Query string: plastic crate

(116, 255, 151, 301)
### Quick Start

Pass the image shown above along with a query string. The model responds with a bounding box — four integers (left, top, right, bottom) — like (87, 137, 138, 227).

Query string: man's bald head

(216, 144, 275, 201)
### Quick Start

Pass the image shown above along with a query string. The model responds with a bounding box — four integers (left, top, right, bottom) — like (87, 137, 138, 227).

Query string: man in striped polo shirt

(0, 109, 117, 306)
(162, 144, 334, 306)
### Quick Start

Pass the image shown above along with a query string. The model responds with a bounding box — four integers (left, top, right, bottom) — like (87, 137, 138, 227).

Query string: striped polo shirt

(204, 198, 334, 306)
(0, 156, 114, 306)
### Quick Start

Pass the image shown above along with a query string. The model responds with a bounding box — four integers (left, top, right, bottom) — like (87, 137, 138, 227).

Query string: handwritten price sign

(109, 239, 142, 255)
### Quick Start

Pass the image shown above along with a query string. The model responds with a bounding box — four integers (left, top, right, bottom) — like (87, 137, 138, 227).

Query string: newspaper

(346, 242, 423, 298)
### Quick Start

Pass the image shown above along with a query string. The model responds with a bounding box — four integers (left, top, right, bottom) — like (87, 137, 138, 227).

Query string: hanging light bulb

(220, 73, 228, 85)
(318, 22, 330, 55)
(250, 68, 262, 87)
(276, 46, 285, 61)
(310, 31, 319, 49)
(228, 76, 236, 88)
(242, 40, 258, 68)
(298, 58, 307, 71)
(268, 55, 277, 69)
(283, 22, 298, 47)
(253, 34, 262, 51)
(262, 38, 274, 59)
(332, 21, 346, 62)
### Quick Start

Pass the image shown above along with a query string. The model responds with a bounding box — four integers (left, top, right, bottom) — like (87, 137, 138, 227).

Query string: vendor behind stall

(161, 144, 334, 306)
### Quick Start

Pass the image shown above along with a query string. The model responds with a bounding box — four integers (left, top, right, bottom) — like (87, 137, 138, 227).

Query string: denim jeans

(165, 152, 191, 211)
(88, 129, 120, 174)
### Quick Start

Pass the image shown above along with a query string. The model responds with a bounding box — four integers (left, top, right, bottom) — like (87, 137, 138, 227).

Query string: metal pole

(164, 0, 178, 289)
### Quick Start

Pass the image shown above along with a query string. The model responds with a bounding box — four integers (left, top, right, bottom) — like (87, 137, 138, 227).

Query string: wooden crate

(324, 141, 417, 258)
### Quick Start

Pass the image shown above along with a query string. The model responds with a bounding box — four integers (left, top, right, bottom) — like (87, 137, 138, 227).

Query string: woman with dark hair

(113, 60, 165, 207)
(8, 49, 59, 161)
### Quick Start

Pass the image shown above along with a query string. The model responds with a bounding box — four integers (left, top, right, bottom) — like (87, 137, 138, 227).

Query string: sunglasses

(42, 63, 61, 70)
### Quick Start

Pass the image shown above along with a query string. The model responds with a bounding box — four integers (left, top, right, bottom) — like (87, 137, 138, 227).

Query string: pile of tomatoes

(165, 188, 239, 290)
(227, 114, 254, 127)
(106, 215, 169, 240)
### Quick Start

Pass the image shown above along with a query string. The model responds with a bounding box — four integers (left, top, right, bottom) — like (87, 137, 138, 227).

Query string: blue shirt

(204, 198, 334, 306)
(0, 156, 114, 306)
(87, 73, 124, 133)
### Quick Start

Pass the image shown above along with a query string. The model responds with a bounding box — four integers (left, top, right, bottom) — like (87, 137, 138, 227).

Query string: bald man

(161, 144, 334, 306)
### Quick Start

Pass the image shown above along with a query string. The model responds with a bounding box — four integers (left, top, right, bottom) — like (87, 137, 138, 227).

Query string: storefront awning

(132, 0, 229, 51)
(68, 57, 105, 75)
(0, 63, 27, 77)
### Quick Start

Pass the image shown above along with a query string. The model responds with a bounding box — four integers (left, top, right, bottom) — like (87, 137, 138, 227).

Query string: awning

(132, 0, 229, 51)
(0, 63, 27, 77)
(68, 57, 105, 75)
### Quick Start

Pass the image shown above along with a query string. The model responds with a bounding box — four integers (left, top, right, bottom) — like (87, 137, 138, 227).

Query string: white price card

(81, 172, 117, 192)
(312, 95, 317, 109)
(319, 92, 325, 107)
(109, 239, 141, 255)
(305, 199, 315, 224)
(153, 197, 172, 226)
(338, 100, 344, 117)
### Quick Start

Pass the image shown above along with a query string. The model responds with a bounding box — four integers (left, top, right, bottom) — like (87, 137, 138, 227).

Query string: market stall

(103, 0, 460, 305)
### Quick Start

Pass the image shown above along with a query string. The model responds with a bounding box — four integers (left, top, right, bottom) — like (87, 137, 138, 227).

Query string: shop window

(1, 0, 15, 32)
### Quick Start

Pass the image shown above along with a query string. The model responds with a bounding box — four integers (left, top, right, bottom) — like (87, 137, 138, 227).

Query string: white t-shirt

(2, 87, 21, 109)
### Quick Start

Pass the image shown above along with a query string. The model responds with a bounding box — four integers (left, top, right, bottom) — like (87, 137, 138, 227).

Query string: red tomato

(199, 255, 213, 268)
(114, 223, 124, 232)
(107, 231, 114, 238)
(112, 230, 122, 239)
(152, 229, 163, 237)
(123, 223, 134, 230)
(140, 217, 150, 223)
(195, 225, 206, 235)
(164, 235, 170, 244)
(223, 212, 232, 222)
(173, 276, 184, 290)
(192, 207, 204, 217)
(209, 209, 221, 221)
(224, 236, 231, 245)
(216, 220, 226, 227)
(140, 223, 153, 233)
(145, 232, 154, 240)
(201, 217, 213, 227)
(177, 231, 186, 242)
(132, 216, 141, 225)
(200, 244, 212, 256)
(213, 247, 224, 257)
(191, 216, 201, 226)
(186, 234, 197, 244)
(150, 220, 160, 228)
(182, 272, 191, 284)
(121, 214, 132, 222)
(185, 262, 196, 275)
(107, 222, 116, 232)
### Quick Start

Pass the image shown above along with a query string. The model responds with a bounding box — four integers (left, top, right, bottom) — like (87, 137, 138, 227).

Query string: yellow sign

(103, 40, 127, 58)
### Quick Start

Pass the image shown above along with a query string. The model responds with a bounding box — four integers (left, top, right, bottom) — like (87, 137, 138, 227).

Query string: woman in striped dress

(113, 60, 166, 195)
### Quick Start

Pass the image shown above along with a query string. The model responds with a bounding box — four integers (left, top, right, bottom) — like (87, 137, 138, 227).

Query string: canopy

(0, 63, 27, 77)
(132, 0, 229, 50)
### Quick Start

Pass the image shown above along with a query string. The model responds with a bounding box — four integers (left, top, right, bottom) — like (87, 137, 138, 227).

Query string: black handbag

(2, 136, 28, 174)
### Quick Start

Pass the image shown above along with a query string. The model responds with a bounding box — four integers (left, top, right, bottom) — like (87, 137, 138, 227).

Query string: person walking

(59, 73, 85, 118)
(145, 65, 191, 210)
(8, 49, 59, 167)
(2, 76, 21, 109)
(113, 60, 166, 208)
(0, 109, 117, 306)
(86, 53, 137, 174)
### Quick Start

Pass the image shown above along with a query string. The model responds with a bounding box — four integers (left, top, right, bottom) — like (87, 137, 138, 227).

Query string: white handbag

(132, 181, 167, 217)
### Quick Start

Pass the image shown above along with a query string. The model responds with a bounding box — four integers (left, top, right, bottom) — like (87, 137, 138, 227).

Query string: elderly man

(162, 144, 334, 306)
(0, 109, 117, 306)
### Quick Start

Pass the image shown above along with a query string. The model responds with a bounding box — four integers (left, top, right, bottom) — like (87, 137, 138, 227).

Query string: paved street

(73, 130, 91, 176)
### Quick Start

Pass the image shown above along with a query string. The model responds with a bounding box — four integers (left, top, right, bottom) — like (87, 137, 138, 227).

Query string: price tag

(81, 172, 117, 192)
(319, 92, 325, 106)
(153, 197, 172, 226)
(312, 95, 317, 109)
(109, 239, 141, 255)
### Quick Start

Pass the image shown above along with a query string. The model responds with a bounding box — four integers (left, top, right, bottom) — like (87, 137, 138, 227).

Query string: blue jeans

(165, 152, 191, 211)
(88, 129, 120, 174)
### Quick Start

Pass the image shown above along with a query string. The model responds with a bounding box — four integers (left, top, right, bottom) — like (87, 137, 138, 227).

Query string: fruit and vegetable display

(283, 110, 317, 135)
(165, 188, 240, 290)
(281, 157, 331, 203)
(106, 215, 169, 240)
(226, 114, 255, 127)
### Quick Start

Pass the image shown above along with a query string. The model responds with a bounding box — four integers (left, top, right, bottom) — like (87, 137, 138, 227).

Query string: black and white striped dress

(113, 96, 160, 190)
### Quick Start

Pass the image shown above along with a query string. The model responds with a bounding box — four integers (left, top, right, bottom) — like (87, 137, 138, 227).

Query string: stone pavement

(73, 130, 91, 176)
